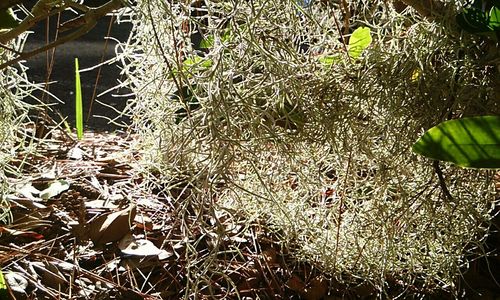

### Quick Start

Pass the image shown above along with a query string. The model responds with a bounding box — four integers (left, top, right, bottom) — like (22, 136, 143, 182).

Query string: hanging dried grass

(117, 0, 499, 295)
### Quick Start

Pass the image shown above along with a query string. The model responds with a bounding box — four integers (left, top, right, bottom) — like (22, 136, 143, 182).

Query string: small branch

(0, 0, 66, 44)
(0, 42, 22, 55)
(433, 160, 453, 200)
(0, 0, 123, 70)
(0, 22, 94, 70)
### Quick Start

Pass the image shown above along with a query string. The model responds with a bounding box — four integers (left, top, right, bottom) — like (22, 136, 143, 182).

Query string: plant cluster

(117, 0, 499, 296)
(0, 33, 35, 223)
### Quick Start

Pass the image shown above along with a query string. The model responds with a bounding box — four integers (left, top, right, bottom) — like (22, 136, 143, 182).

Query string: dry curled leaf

(134, 214, 153, 231)
(39, 180, 70, 200)
(88, 205, 137, 245)
(118, 234, 162, 257)
(4, 272, 28, 294)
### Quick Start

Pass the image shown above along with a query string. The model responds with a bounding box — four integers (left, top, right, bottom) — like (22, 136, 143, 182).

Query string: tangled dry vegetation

(115, 0, 500, 297)
(1, 0, 500, 299)
(0, 32, 35, 224)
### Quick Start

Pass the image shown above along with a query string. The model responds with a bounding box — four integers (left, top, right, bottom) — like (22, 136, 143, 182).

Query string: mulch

(1, 126, 499, 299)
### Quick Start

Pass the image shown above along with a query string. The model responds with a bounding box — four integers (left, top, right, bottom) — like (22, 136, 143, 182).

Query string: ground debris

(1, 131, 499, 299)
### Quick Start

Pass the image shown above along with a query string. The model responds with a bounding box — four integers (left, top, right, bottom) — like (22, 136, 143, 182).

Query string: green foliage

(348, 26, 372, 59)
(318, 26, 372, 65)
(412, 116, 500, 168)
(199, 29, 232, 49)
(456, 0, 500, 36)
(0, 269, 7, 299)
(183, 56, 213, 69)
(0, 8, 19, 30)
(199, 36, 214, 49)
(75, 58, 83, 140)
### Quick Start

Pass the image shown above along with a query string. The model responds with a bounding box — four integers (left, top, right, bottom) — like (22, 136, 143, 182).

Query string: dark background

(23, 1, 132, 131)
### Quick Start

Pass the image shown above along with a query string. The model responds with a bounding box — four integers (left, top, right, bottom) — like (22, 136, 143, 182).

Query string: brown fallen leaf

(118, 233, 162, 257)
(88, 205, 137, 245)
(133, 214, 153, 231)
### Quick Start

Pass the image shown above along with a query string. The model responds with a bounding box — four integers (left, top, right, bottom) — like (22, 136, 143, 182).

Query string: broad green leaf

(456, 7, 491, 33)
(40, 180, 70, 200)
(490, 6, 500, 29)
(75, 58, 83, 140)
(0, 8, 19, 29)
(412, 116, 500, 169)
(348, 27, 372, 59)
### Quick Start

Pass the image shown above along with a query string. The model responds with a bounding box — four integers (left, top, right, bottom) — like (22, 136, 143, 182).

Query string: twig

(0, 0, 67, 44)
(0, 0, 29, 10)
(0, 42, 22, 55)
(433, 160, 453, 200)
(0, 0, 123, 70)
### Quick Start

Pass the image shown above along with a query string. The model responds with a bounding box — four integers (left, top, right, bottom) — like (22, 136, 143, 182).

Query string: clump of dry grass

(117, 0, 499, 296)
(0, 33, 37, 224)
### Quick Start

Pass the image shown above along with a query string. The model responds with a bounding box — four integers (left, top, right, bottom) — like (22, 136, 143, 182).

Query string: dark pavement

(23, 9, 132, 131)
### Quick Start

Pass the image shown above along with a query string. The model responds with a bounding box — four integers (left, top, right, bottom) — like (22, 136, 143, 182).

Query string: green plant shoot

(412, 116, 500, 169)
(0, 269, 7, 299)
(319, 26, 372, 65)
(75, 58, 83, 140)
(348, 26, 372, 59)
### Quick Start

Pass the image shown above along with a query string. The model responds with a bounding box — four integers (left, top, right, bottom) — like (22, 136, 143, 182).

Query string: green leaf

(183, 56, 213, 69)
(412, 116, 500, 169)
(490, 6, 500, 29)
(0, 269, 7, 299)
(456, 1, 500, 34)
(39, 180, 70, 200)
(348, 27, 372, 59)
(199, 35, 214, 49)
(318, 54, 341, 66)
(0, 8, 19, 29)
(75, 58, 83, 140)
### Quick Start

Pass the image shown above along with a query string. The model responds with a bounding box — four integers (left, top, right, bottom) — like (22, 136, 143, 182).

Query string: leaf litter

(0, 129, 499, 299)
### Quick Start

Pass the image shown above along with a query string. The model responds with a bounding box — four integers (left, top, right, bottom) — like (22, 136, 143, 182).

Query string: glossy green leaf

(490, 6, 500, 28)
(348, 27, 372, 59)
(0, 8, 19, 29)
(75, 58, 83, 140)
(412, 116, 500, 169)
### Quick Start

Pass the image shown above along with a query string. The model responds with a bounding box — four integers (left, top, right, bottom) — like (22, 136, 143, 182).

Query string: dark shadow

(22, 8, 133, 131)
